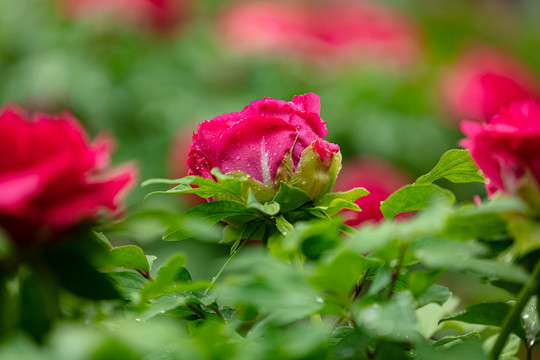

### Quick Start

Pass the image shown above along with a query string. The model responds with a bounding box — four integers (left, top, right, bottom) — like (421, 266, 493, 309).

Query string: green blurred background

(1, 0, 539, 279)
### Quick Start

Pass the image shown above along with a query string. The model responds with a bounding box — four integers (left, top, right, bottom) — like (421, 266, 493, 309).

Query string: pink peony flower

(333, 157, 410, 226)
(60, 0, 191, 34)
(461, 99, 540, 197)
(443, 46, 539, 122)
(218, 0, 421, 66)
(0, 105, 137, 246)
(187, 93, 341, 200)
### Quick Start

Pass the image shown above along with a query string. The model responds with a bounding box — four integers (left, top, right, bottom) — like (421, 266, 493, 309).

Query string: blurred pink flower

(461, 99, 540, 197)
(219, 0, 421, 66)
(333, 157, 410, 226)
(169, 123, 206, 207)
(0, 105, 137, 246)
(443, 46, 539, 122)
(61, 0, 191, 34)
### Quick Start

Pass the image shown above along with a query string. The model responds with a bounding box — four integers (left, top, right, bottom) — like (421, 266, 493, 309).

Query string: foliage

(2, 1, 540, 359)
(2, 148, 540, 359)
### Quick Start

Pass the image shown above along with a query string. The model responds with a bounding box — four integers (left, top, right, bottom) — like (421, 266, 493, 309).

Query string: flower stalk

(491, 259, 540, 360)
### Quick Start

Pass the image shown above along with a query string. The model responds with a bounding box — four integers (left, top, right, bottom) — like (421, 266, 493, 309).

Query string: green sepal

(289, 140, 342, 200)
(311, 187, 369, 216)
(273, 182, 311, 213)
(247, 189, 280, 216)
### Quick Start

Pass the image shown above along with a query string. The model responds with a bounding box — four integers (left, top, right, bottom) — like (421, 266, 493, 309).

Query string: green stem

(386, 243, 408, 300)
(209, 303, 225, 321)
(491, 260, 540, 360)
(204, 222, 262, 295)
(204, 238, 249, 295)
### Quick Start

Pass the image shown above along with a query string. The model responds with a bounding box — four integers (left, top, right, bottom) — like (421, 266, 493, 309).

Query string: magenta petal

(291, 92, 321, 115)
(216, 116, 297, 184)
(0, 173, 41, 211)
(0, 104, 138, 246)
(313, 139, 340, 165)
(187, 134, 214, 178)
(44, 164, 137, 227)
(195, 112, 245, 166)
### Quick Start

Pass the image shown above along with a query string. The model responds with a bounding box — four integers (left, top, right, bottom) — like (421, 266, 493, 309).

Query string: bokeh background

(1, 0, 539, 292)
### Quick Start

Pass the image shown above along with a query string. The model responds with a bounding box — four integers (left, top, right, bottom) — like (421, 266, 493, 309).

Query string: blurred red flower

(219, 0, 421, 66)
(443, 46, 539, 122)
(169, 122, 206, 207)
(461, 99, 540, 197)
(0, 105, 137, 246)
(333, 157, 410, 226)
(61, 0, 191, 34)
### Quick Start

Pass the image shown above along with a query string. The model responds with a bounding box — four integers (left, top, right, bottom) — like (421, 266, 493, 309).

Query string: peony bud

(186, 93, 341, 202)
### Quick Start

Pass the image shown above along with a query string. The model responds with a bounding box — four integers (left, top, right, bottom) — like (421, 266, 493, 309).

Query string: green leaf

(508, 217, 540, 256)
(108, 245, 150, 274)
(409, 269, 445, 300)
(91, 231, 113, 249)
(275, 215, 294, 236)
(0, 274, 12, 336)
(305, 187, 368, 217)
(311, 251, 374, 298)
(314, 187, 369, 206)
(353, 294, 422, 342)
(18, 268, 59, 343)
(440, 302, 526, 340)
(107, 271, 148, 300)
(45, 249, 120, 301)
(412, 237, 530, 284)
(218, 252, 323, 324)
(163, 201, 257, 241)
(221, 225, 245, 244)
(143, 169, 246, 201)
(272, 182, 311, 213)
(432, 332, 481, 348)
(281, 220, 342, 259)
(92, 339, 139, 360)
(331, 327, 370, 357)
(416, 284, 452, 307)
(522, 296, 540, 346)
(140, 254, 186, 300)
(247, 189, 280, 216)
(443, 197, 525, 241)
(483, 334, 521, 359)
(138, 295, 187, 321)
(381, 184, 455, 220)
(415, 149, 484, 185)
(415, 340, 488, 359)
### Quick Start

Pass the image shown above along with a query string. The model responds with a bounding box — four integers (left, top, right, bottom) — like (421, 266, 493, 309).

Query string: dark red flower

(333, 157, 410, 226)
(461, 99, 540, 196)
(443, 46, 539, 122)
(0, 105, 137, 246)
(218, 0, 421, 66)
